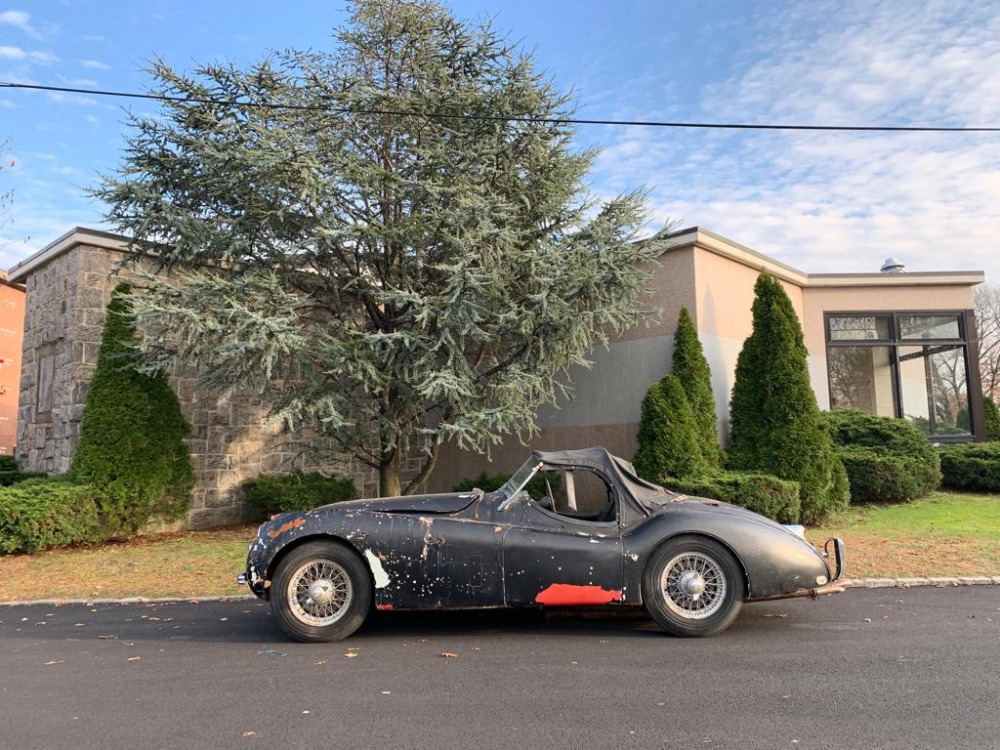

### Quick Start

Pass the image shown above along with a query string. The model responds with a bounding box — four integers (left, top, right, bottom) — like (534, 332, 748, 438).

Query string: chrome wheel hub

(678, 570, 706, 598)
(308, 579, 336, 607)
(660, 551, 727, 620)
(287, 559, 353, 627)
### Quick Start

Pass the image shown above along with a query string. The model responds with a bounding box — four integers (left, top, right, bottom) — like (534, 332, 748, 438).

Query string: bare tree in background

(975, 283, 1000, 400)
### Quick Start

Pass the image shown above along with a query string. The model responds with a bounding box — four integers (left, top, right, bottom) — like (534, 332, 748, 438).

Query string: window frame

(824, 310, 977, 442)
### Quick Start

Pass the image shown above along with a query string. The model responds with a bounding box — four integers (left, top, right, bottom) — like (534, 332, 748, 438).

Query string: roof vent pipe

(880, 257, 905, 273)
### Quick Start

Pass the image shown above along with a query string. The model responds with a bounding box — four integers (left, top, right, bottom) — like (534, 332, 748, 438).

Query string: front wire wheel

(642, 536, 744, 637)
(271, 541, 372, 643)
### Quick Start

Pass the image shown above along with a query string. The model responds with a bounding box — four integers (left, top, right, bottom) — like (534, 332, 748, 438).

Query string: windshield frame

(498, 457, 543, 510)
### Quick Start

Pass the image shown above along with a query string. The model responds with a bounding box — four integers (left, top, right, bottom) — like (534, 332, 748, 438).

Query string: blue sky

(1, 0, 998, 280)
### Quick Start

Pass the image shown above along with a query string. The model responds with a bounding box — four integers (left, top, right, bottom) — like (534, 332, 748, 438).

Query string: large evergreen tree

(94, 0, 658, 496)
(71, 283, 195, 536)
(672, 307, 723, 468)
(728, 274, 848, 523)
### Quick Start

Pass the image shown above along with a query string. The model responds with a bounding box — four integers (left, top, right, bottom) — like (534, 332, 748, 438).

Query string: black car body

(240, 447, 846, 641)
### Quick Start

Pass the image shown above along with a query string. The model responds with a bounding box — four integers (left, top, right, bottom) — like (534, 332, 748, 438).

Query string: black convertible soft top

(531, 447, 683, 512)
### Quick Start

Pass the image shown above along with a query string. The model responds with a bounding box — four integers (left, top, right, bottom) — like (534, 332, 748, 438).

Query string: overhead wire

(1, 81, 997, 133)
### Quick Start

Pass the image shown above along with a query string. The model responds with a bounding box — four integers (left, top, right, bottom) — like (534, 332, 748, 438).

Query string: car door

(375, 514, 506, 609)
(501, 467, 624, 606)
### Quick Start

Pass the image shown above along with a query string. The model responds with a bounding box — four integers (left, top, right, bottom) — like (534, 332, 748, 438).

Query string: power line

(2, 81, 998, 133)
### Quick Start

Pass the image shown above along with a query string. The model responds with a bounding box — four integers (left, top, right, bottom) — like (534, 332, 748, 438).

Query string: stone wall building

(6, 228, 407, 528)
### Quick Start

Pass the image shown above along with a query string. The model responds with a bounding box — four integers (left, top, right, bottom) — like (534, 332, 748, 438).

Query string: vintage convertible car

(239, 447, 846, 642)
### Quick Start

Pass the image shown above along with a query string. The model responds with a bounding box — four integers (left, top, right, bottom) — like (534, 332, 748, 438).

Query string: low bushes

(0, 455, 45, 487)
(666, 472, 802, 525)
(823, 410, 941, 503)
(242, 471, 356, 521)
(938, 443, 1000, 492)
(0, 478, 104, 554)
(835, 447, 940, 503)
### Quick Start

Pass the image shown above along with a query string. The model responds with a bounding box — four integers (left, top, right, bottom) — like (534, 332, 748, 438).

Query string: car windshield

(499, 457, 543, 500)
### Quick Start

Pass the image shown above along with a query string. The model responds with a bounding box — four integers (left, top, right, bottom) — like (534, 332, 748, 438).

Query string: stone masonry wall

(17, 240, 427, 529)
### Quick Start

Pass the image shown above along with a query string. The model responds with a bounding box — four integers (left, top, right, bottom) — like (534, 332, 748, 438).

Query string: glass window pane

(828, 315, 892, 342)
(827, 346, 896, 416)
(899, 314, 961, 340)
(898, 344, 970, 436)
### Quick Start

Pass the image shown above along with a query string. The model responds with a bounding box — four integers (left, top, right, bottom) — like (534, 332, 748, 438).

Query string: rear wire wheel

(642, 535, 744, 637)
(271, 541, 372, 643)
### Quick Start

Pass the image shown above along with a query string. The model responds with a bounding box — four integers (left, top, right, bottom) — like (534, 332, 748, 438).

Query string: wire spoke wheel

(272, 541, 372, 642)
(642, 536, 744, 637)
(660, 551, 727, 619)
(287, 559, 353, 626)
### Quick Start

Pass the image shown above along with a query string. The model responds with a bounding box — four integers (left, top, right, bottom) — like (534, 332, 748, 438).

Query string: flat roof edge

(656, 227, 984, 288)
(656, 227, 809, 285)
(6, 227, 132, 283)
(804, 271, 985, 287)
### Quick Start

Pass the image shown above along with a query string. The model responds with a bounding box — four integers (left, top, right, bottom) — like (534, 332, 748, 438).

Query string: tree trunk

(378, 451, 402, 497)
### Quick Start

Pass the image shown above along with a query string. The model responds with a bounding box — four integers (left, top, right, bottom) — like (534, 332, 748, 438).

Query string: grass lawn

(807, 491, 1000, 579)
(1, 491, 998, 603)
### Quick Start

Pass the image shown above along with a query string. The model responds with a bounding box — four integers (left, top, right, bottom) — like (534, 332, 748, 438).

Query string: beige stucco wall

(430, 238, 982, 492)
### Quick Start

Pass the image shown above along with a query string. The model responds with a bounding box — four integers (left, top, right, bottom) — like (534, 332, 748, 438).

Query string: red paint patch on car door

(534, 583, 623, 606)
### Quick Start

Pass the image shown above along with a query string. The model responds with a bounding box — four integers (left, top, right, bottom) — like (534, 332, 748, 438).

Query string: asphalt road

(1, 587, 998, 750)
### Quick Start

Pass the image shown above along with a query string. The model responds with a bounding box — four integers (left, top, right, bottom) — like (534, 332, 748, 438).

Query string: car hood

(317, 491, 480, 515)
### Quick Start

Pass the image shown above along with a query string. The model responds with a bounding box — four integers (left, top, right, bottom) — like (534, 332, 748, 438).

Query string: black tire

(641, 535, 744, 637)
(271, 541, 372, 643)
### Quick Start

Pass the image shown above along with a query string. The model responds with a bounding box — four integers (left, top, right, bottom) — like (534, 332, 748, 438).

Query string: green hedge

(665, 471, 802, 525)
(0, 478, 105, 554)
(823, 410, 941, 503)
(835, 447, 941, 503)
(0, 456, 46, 487)
(242, 471, 356, 521)
(938, 443, 1000, 492)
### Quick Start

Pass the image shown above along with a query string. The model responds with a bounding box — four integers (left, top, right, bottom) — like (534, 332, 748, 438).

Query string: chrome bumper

(824, 537, 846, 582)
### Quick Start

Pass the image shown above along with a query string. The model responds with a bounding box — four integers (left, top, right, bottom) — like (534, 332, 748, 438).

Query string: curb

(846, 576, 1000, 589)
(2, 579, 999, 608)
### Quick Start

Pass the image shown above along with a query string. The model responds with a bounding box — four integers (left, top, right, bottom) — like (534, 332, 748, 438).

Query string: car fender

(623, 505, 832, 601)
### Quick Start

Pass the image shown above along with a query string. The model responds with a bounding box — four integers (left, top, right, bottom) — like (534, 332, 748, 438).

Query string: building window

(826, 312, 972, 439)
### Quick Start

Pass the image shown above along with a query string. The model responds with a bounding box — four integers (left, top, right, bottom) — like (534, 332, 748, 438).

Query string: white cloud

(594, 0, 1000, 283)
(0, 10, 31, 32)
(58, 75, 98, 87)
(0, 10, 56, 39)
(80, 59, 110, 71)
(0, 46, 58, 65)
(46, 92, 98, 107)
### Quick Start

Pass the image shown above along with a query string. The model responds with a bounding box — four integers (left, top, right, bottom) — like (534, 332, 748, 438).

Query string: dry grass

(1, 492, 998, 602)
(808, 491, 1000, 578)
(0, 524, 256, 602)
